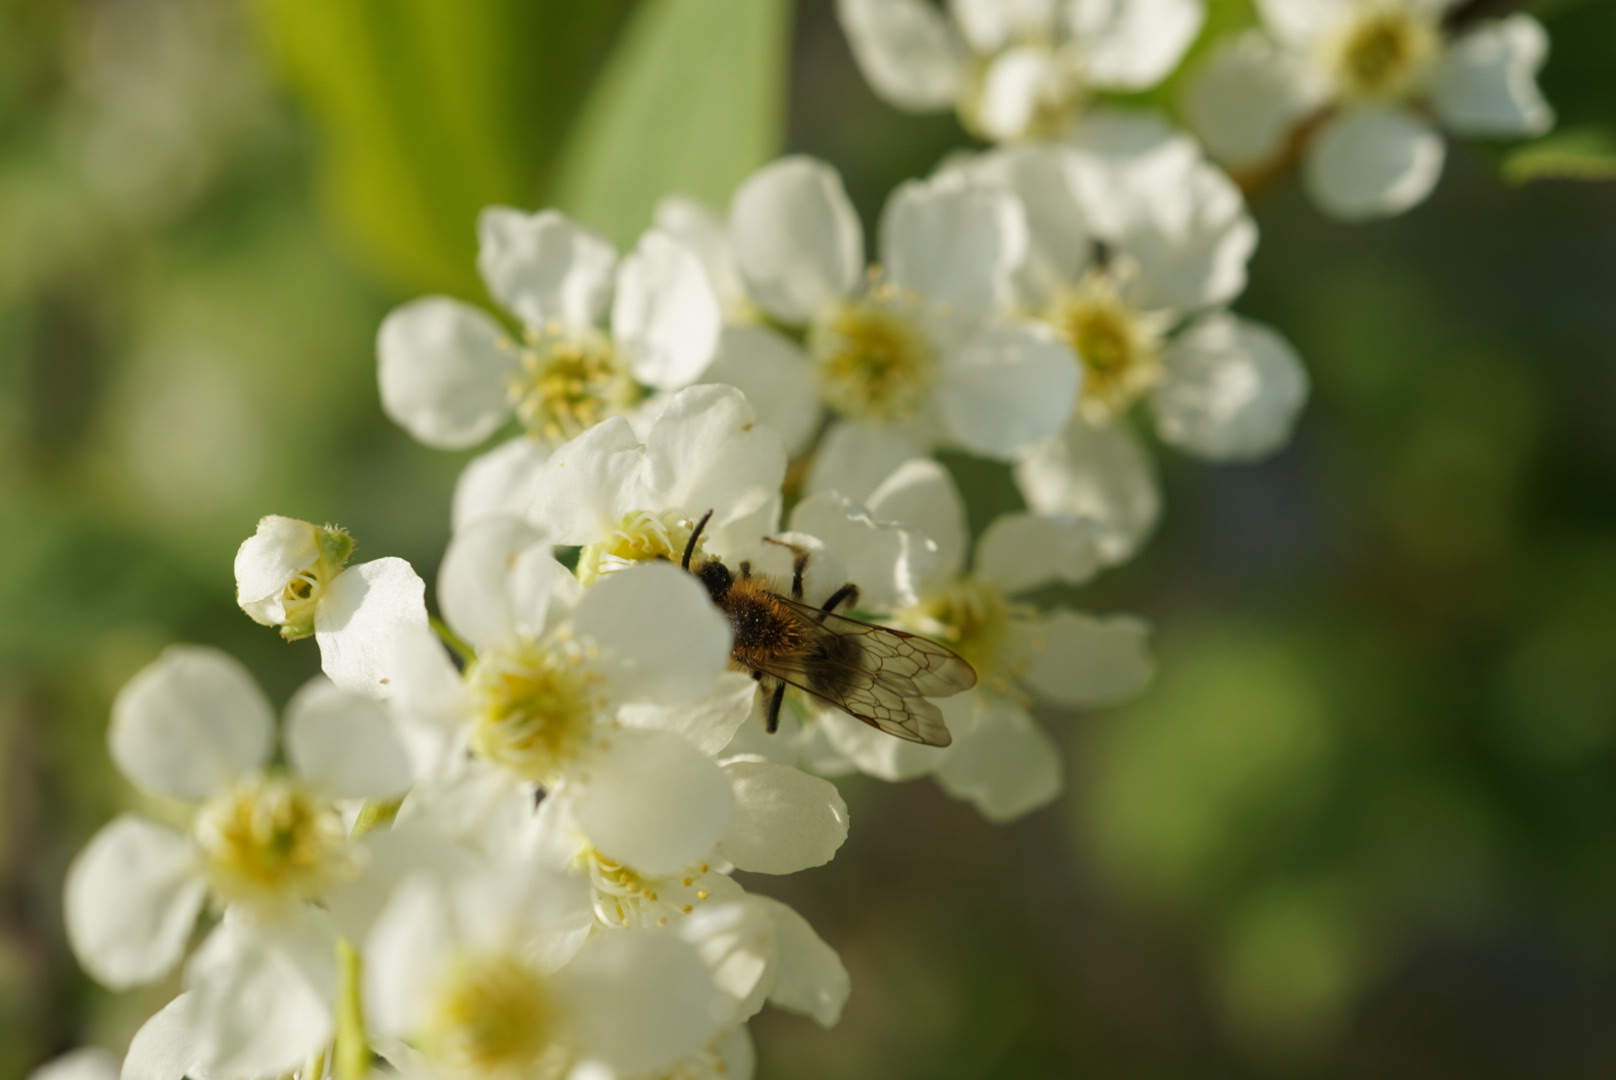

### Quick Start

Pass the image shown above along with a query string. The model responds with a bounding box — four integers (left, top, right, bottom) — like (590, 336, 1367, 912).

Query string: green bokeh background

(2, 0, 1614, 1076)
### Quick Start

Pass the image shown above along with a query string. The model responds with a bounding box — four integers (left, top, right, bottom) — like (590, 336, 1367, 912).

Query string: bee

(679, 509, 975, 747)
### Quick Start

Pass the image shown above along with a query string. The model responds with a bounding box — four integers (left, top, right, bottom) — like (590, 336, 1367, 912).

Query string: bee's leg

(764, 536, 812, 600)
(738, 560, 752, 579)
(817, 582, 859, 622)
(764, 679, 787, 734)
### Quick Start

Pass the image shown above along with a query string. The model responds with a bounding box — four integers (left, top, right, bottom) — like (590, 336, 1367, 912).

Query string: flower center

(427, 953, 568, 1078)
(577, 847, 714, 928)
(1334, 9, 1439, 102)
(901, 578, 1014, 682)
(1049, 271, 1166, 421)
(274, 526, 354, 641)
(509, 328, 638, 445)
(812, 298, 936, 422)
(465, 639, 605, 784)
(575, 509, 703, 585)
(193, 774, 351, 906)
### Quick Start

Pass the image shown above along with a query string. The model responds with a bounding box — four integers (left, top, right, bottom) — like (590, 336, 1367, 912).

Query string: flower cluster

(51, 3, 1557, 1078)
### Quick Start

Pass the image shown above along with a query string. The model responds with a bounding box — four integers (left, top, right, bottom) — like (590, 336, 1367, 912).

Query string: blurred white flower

(725, 156, 1078, 491)
(1185, 2, 1554, 218)
(377, 208, 723, 519)
(65, 647, 411, 1077)
(945, 114, 1308, 563)
(836, 0, 1205, 142)
(365, 866, 725, 1080)
(234, 515, 429, 697)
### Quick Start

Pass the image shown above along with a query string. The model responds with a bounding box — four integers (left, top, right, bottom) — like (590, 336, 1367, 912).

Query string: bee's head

(695, 557, 732, 602)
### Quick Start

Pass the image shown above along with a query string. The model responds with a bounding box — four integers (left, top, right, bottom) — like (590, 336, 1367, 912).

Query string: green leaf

(1501, 126, 1616, 185)
(550, 0, 793, 248)
(251, 0, 635, 298)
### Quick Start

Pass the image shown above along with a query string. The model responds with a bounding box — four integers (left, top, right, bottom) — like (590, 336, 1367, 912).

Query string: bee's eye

(697, 559, 732, 599)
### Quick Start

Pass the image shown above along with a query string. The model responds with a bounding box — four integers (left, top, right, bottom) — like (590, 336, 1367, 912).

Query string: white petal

(678, 899, 775, 1025)
(973, 46, 1059, 143)
(752, 896, 849, 1027)
(835, 0, 965, 111)
(717, 760, 849, 874)
(951, 0, 1058, 53)
(730, 157, 862, 324)
(881, 174, 1025, 325)
(558, 930, 722, 1075)
(451, 435, 551, 532)
(716, 1025, 757, 1080)
(1153, 312, 1308, 460)
(110, 646, 272, 800)
(573, 728, 734, 876)
(1011, 609, 1153, 705)
(233, 515, 320, 619)
(1183, 31, 1323, 169)
(1072, 0, 1205, 91)
(122, 995, 213, 1080)
(614, 230, 722, 391)
(653, 195, 749, 316)
(976, 512, 1106, 592)
(1066, 112, 1257, 311)
(701, 325, 821, 458)
(385, 623, 472, 781)
(185, 912, 336, 1079)
(315, 558, 430, 699)
(865, 457, 969, 585)
(363, 875, 456, 1038)
(1430, 15, 1553, 138)
(1304, 106, 1446, 221)
(1013, 417, 1160, 565)
(937, 324, 1080, 459)
(787, 493, 932, 612)
(29, 1049, 120, 1080)
(935, 695, 1063, 821)
(815, 702, 952, 781)
(619, 671, 758, 757)
(572, 561, 731, 705)
(634, 384, 788, 551)
(1253, 0, 1351, 48)
(949, 144, 1094, 307)
(522, 416, 645, 544)
(283, 677, 412, 800)
(477, 207, 616, 332)
(438, 514, 561, 651)
(377, 297, 517, 450)
(805, 420, 926, 504)
(65, 817, 202, 989)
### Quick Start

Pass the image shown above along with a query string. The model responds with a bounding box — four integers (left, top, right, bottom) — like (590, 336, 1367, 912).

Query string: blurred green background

(2, 0, 1614, 1076)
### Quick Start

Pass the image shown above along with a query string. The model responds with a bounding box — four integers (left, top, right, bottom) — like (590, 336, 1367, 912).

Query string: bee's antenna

(682, 509, 714, 570)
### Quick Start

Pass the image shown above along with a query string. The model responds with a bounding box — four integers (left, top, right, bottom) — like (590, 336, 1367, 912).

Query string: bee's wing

(757, 597, 977, 747)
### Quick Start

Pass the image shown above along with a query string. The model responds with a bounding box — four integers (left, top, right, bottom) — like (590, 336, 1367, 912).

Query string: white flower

(388, 515, 740, 879)
(944, 114, 1308, 563)
(522, 383, 787, 575)
(377, 208, 723, 523)
(25, 1049, 118, 1080)
(764, 462, 1152, 820)
(528, 754, 850, 933)
(837, 0, 1205, 142)
(366, 866, 725, 1080)
(234, 515, 429, 697)
(726, 156, 1078, 487)
(65, 647, 411, 1076)
(1185, 3, 1554, 219)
